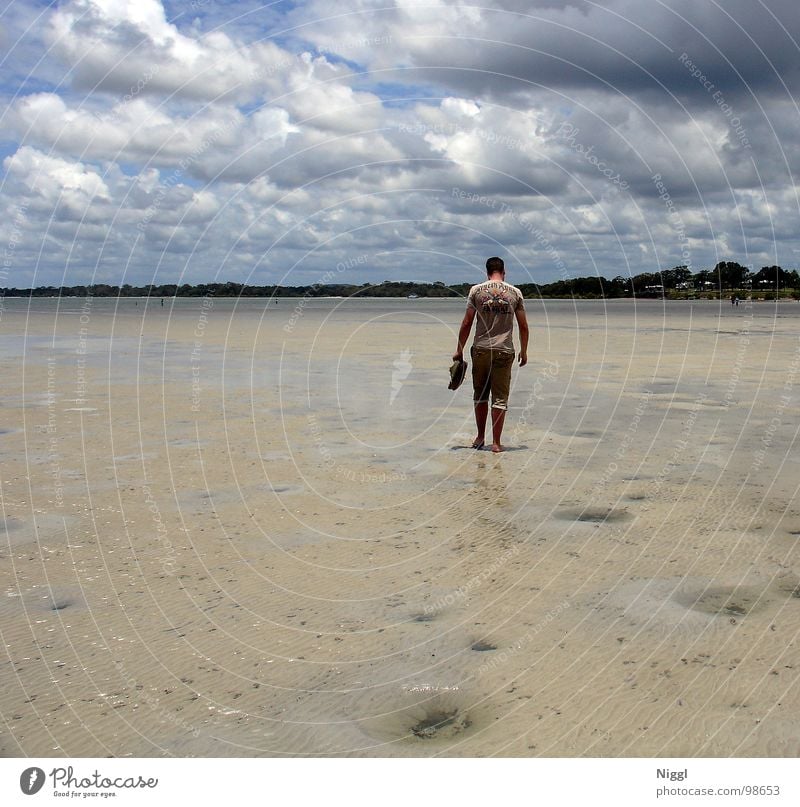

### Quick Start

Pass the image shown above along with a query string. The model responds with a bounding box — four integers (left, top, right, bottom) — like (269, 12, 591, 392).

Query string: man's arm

(515, 306, 529, 366)
(453, 306, 476, 360)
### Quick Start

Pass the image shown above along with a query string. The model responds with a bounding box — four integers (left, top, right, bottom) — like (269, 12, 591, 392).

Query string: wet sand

(1, 295, 800, 756)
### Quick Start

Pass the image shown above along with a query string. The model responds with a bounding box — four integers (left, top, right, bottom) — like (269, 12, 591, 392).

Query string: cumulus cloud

(0, 0, 799, 287)
(4, 146, 111, 204)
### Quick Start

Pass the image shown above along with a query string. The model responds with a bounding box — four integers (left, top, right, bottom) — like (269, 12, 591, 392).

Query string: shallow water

(2, 296, 800, 756)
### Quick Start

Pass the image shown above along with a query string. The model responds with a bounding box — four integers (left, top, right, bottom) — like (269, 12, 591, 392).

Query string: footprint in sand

(556, 506, 632, 525)
(598, 576, 775, 637)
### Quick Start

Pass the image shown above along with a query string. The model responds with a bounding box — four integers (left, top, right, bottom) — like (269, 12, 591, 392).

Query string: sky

(1, 0, 799, 288)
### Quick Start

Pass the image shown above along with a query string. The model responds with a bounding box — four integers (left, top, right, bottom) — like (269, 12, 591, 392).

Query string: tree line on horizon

(2, 261, 797, 299)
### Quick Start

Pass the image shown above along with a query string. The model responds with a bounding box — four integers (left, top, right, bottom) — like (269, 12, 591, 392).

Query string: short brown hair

(486, 256, 505, 275)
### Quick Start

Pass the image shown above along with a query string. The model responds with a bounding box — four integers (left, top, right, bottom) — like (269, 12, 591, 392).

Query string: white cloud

(47, 0, 299, 102)
(4, 146, 111, 202)
(1, 0, 799, 287)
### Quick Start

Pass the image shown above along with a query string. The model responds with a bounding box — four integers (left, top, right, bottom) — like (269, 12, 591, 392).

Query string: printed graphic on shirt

(481, 289, 514, 314)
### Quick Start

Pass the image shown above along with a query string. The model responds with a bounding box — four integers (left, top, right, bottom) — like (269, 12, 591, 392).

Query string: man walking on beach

(453, 257, 529, 453)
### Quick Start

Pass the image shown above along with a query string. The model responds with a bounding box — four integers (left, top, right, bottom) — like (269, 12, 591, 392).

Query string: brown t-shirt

(468, 280, 525, 352)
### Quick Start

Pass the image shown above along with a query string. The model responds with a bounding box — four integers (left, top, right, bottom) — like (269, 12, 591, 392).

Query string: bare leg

(491, 407, 506, 453)
(473, 401, 488, 448)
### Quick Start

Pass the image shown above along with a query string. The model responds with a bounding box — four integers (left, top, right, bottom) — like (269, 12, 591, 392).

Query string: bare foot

(491, 443, 504, 453)
(472, 437, 485, 449)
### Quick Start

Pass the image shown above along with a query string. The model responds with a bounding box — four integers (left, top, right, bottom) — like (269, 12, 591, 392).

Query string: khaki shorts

(471, 346, 514, 410)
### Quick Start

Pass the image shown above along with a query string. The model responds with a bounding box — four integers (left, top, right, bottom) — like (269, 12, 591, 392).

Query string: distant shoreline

(2, 273, 797, 302)
(3, 292, 798, 302)
(3, 293, 798, 302)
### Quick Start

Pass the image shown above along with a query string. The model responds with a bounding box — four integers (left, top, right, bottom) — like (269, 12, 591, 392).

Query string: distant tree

(714, 261, 749, 290)
(612, 275, 632, 295)
(694, 269, 714, 289)
(631, 272, 661, 294)
(660, 265, 692, 288)
(752, 265, 790, 291)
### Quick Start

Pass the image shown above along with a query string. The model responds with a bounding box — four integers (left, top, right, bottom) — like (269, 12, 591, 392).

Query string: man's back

(467, 279, 525, 352)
